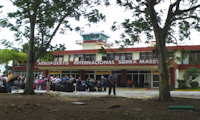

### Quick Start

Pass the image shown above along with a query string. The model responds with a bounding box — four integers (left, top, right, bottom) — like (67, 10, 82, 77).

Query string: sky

(0, 0, 200, 51)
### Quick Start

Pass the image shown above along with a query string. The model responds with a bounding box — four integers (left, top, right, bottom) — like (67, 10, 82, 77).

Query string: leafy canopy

(112, 0, 200, 47)
(0, 0, 109, 61)
(0, 49, 27, 64)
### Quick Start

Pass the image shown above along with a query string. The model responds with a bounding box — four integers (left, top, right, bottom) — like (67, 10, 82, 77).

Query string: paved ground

(11, 88, 200, 99)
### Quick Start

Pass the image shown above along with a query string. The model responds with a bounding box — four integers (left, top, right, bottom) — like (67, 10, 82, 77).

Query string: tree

(111, 0, 200, 101)
(0, 49, 27, 74)
(0, 0, 109, 95)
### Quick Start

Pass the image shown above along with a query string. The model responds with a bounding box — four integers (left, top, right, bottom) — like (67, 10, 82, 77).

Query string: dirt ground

(0, 93, 200, 120)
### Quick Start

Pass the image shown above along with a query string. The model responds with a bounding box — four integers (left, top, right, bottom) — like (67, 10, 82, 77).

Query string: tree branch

(174, 4, 200, 15)
(147, 0, 161, 38)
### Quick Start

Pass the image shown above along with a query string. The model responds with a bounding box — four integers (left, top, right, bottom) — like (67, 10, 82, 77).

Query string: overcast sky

(0, 0, 200, 51)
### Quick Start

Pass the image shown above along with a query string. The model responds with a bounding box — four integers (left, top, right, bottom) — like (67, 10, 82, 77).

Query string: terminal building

(13, 31, 200, 88)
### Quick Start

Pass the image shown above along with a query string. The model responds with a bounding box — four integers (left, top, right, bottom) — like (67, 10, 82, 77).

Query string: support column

(79, 70, 84, 80)
(170, 68, 175, 88)
(43, 70, 48, 77)
(121, 69, 126, 86)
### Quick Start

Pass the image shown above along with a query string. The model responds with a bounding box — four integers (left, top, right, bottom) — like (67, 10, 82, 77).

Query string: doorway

(152, 74, 159, 88)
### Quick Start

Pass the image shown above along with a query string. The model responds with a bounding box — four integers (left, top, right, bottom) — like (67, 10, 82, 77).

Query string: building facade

(13, 31, 200, 88)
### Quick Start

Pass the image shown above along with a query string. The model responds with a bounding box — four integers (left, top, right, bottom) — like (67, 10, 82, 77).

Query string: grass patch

(177, 87, 200, 90)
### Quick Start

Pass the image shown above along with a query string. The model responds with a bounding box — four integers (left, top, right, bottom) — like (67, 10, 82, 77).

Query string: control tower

(76, 31, 112, 50)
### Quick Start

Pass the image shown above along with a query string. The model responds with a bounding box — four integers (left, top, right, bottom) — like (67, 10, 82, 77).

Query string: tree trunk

(23, 19, 36, 95)
(23, 56, 36, 95)
(156, 38, 172, 102)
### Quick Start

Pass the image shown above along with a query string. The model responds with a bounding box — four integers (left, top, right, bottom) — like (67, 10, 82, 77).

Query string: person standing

(60, 74, 69, 91)
(101, 75, 108, 92)
(55, 76, 61, 91)
(46, 74, 51, 92)
(6, 70, 14, 93)
(108, 71, 118, 95)
(51, 75, 56, 91)
(34, 77, 39, 90)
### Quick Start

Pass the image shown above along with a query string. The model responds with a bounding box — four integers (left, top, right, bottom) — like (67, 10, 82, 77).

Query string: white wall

(133, 52, 140, 60)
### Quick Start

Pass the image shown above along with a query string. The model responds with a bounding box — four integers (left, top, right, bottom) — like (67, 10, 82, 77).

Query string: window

(120, 53, 126, 60)
(53, 55, 64, 61)
(79, 57, 84, 61)
(190, 51, 200, 64)
(167, 52, 174, 60)
(85, 55, 90, 61)
(140, 52, 146, 59)
(79, 54, 96, 61)
(106, 53, 132, 60)
(91, 54, 96, 61)
(108, 54, 114, 60)
(115, 53, 120, 60)
(147, 52, 153, 59)
(58, 55, 63, 61)
(140, 52, 155, 59)
(126, 53, 132, 60)
(102, 54, 108, 60)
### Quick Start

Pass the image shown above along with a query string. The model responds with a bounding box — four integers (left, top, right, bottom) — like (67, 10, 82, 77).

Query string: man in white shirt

(51, 76, 56, 91)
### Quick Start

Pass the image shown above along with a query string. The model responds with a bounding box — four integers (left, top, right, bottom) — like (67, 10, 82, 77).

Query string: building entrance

(127, 71, 151, 88)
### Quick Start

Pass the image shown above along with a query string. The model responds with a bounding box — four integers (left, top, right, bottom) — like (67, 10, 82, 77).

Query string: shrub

(189, 81, 199, 88)
(183, 67, 200, 80)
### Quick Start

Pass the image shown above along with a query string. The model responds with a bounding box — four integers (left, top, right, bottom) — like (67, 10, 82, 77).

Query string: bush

(189, 81, 199, 88)
(183, 67, 200, 80)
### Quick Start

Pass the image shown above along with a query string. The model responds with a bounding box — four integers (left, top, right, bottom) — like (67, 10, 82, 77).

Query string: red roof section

(53, 45, 200, 55)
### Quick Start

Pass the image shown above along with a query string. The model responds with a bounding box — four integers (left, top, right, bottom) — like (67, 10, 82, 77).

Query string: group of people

(1, 70, 118, 95)
(33, 71, 118, 95)
(33, 74, 75, 92)
(0, 70, 26, 93)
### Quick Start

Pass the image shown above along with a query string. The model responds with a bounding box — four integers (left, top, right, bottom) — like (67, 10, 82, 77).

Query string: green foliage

(112, 0, 200, 46)
(189, 81, 199, 88)
(0, 49, 27, 64)
(3, 64, 12, 75)
(183, 67, 200, 80)
(0, 0, 107, 55)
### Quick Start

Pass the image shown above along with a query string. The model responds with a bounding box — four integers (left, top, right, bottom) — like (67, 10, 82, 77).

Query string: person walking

(108, 71, 118, 95)
(6, 70, 14, 93)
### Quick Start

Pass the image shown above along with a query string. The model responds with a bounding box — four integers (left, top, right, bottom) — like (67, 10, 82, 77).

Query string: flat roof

(81, 31, 110, 38)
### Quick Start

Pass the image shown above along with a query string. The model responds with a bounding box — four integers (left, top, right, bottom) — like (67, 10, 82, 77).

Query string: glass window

(102, 54, 108, 60)
(140, 52, 146, 59)
(71, 71, 79, 73)
(108, 54, 114, 60)
(120, 53, 126, 60)
(84, 71, 94, 73)
(58, 55, 63, 61)
(127, 71, 138, 73)
(79, 57, 84, 61)
(147, 52, 153, 59)
(197, 53, 200, 63)
(85, 55, 90, 61)
(54, 55, 59, 61)
(139, 71, 151, 73)
(126, 53, 132, 60)
(127, 74, 132, 80)
(62, 71, 70, 73)
(91, 54, 96, 61)
(115, 53, 120, 60)
(95, 34, 99, 38)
